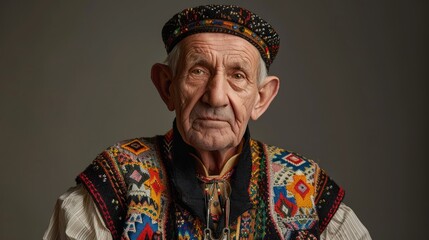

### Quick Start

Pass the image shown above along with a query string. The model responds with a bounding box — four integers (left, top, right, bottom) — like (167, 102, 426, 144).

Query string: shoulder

(254, 140, 345, 233)
(260, 141, 344, 202)
(43, 185, 113, 240)
(257, 141, 322, 206)
(75, 135, 166, 239)
(252, 140, 320, 179)
(82, 136, 166, 172)
(78, 135, 166, 188)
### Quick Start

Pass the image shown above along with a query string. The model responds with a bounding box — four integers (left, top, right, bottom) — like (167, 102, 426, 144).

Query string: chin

(189, 135, 233, 152)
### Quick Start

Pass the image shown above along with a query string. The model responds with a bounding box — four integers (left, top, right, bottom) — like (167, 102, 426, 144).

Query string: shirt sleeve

(320, 203, 371, 240)
(43, 184, 113, 240)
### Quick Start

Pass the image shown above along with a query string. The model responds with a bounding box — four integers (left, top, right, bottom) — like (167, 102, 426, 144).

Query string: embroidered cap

(162, 4, 280, 69)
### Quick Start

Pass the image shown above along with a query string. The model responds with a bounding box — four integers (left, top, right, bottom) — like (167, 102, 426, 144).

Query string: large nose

(201, 72, 229, 108)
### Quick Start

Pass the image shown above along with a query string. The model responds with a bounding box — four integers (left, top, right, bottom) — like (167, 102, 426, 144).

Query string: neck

(172, 120, 248, 175)
(195, 147, 239, 175)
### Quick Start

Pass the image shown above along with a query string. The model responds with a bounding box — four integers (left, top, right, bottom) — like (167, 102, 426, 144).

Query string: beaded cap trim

(162, 5, 280, 69)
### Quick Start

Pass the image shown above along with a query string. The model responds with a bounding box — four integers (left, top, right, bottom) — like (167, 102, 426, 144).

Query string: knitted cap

(162, 4, 280, 69)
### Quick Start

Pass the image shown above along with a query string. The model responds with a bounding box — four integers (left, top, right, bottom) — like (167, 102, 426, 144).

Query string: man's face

(171, 33, 262, 152)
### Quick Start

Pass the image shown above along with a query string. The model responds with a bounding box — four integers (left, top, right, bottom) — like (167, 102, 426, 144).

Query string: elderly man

(44, 4, 370, 240)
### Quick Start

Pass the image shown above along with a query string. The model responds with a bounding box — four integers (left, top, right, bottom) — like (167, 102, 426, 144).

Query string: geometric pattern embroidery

(286, 175, 315, 208)
(144, 168, 165, 210)
(124, 166, 149, 188)
(140, 222, 155, 239)
(295, 179, 310, 199)
(283, 153, 305, 167)
(79, 132, 343, 240)
(272, 151, 310, 171)
(125, 214, 161, 239)
(274, 192, 298, 218)
(272, 163, 294, 186)
(130, 170, 143, 182)
(121, 139, 149, 155)
(237, 211, 254, 238)
(266, 145, 321, 237)
(117, 137, 168, 239)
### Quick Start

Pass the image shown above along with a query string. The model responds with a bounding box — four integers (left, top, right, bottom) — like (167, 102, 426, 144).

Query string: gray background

(1, 0, 428, 239)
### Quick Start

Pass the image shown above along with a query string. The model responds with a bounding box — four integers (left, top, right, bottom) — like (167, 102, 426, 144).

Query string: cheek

(232, 92, 258, 120)
(173, 81, 191, 105)
(175, 84, 203, 120)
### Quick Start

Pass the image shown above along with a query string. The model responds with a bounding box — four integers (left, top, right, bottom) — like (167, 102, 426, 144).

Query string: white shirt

(44, 185, 371, 240)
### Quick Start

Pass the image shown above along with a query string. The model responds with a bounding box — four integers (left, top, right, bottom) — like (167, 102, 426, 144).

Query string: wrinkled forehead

(179, 33, 261, 66)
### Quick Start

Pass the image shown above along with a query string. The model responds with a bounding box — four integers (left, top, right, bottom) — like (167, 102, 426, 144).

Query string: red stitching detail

(79, 173, 119, 239)
(319, 188, 345, 232)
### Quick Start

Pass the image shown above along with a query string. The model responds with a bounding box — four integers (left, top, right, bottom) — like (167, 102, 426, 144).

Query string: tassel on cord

(203, 180, 232, 240)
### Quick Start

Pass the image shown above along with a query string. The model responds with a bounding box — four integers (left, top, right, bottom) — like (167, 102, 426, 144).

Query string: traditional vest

(77, 128, 344, 240)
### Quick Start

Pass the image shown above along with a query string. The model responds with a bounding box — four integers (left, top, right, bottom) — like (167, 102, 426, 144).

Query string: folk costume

(44, 5, 371, 240)
(43, 126, 371, 239)
(73, 126, 344, 240)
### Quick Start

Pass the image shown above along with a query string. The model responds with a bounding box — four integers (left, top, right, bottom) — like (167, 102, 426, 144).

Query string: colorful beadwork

(162, 5, 280, 69)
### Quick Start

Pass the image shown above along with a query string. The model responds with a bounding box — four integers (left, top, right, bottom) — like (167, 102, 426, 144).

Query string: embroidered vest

(77, 130, 344, 240)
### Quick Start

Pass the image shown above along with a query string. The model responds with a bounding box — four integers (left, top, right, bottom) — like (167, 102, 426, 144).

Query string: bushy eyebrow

(184, 52, 254, 74)
(230, 63, 249, 71)
(185, 53, 210, 67)
(227, 53, 253, 69)
(227, 60, 253, 77)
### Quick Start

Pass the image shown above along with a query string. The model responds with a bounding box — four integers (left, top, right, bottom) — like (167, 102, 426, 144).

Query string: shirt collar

(192, 140, 243, 179)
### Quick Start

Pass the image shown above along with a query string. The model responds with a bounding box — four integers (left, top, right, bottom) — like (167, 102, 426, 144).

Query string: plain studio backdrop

(1, 1, 428, 239)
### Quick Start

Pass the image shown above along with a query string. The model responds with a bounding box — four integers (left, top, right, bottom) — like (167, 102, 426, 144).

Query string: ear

(251, 76, 280, 120)
(151, 63, 175, 111)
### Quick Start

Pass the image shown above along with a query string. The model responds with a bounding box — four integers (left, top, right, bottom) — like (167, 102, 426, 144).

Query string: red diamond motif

(152, 179, 161, 195)
(284, 154, 305, 166)
(275, 192, 298, 217)
(294, 179, 310, 199)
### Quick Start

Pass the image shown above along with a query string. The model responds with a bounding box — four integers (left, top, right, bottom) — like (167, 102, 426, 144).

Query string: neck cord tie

(201, 179, 232, 240)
